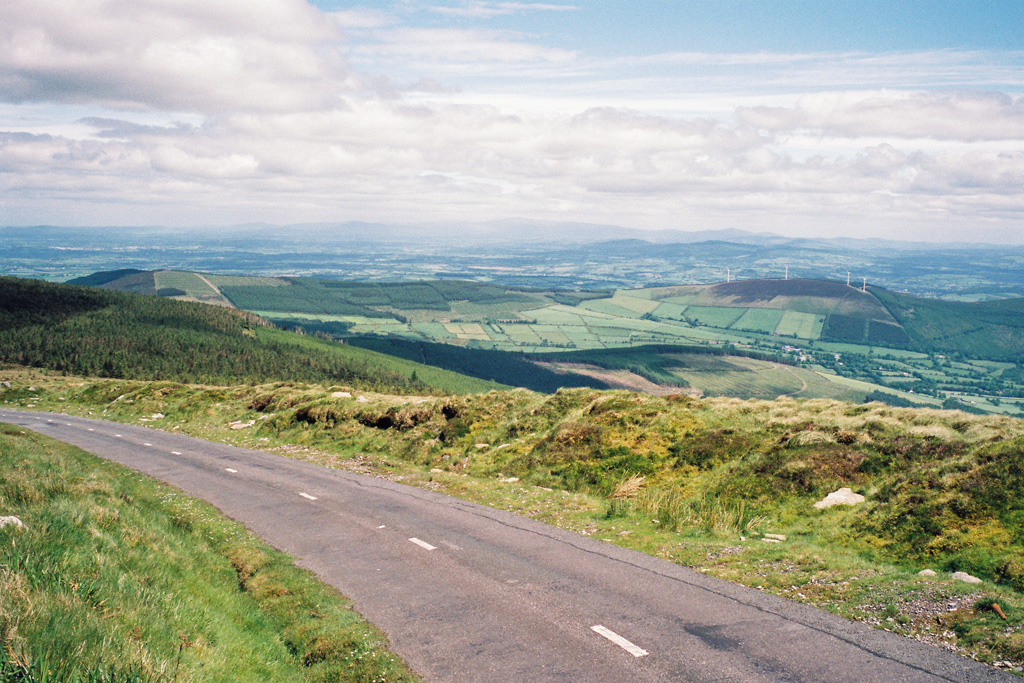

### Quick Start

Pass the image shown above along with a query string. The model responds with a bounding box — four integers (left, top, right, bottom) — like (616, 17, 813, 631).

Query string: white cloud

(428, 2, 579, 18)
(739, 91, 1024, 141)
(355, 27, 576, 64)
(0, 0, 1022, 241)
(0, 0, 355, 113)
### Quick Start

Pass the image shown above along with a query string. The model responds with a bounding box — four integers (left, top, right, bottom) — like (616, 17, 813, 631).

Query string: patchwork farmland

(90, 271, 1024, 413)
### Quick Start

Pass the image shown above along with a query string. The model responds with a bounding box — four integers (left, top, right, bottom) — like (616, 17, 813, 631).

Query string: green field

(775, 310, 824, 339)
(87, 272, 1024, 412)
(732, 308, 784, 334)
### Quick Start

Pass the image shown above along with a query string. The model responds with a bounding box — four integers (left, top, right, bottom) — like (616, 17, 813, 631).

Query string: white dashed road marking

(225, 468, 238, 473)
(87, 428, 94, 432)
(377, 525, 387, 529)
(409, 538, 437, 551)
(591, 625, 649, 658)
(299, 493, 318, 501)
(115, 434, 122, 438)
(171, 451, 182, 455)
(143, 443, 152, 446)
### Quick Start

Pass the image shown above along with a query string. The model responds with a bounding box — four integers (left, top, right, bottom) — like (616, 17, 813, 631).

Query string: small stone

(331, 391, 352, 398)
(0, 381, 11, 388)
(475, 443, 489, 449)
(761, 538, 781, 543)
(499, 476, 519, 483)
(764, 533, 787, 541)
(356, 396, 369, 403)
(814, 487, 866, 509)
(952, 571, 983, 584)
(0, 516, 25, 529)
(151, 413, 164, 419)
(430, 468, 443, 473)
(917, 569, 938, 577)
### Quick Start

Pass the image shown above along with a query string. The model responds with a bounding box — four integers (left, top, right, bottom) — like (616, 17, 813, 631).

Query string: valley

(84, 269, 1024, 415)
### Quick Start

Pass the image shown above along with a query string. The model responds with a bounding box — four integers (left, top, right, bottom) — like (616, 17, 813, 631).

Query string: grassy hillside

(0, 422, 419, 683)
(0, 277, 503, 394)
(87, 271, 1024, 411)
(65, 269, 147, 288)
(8, 374, 1024, 665)
(875, 288, 1024, 361)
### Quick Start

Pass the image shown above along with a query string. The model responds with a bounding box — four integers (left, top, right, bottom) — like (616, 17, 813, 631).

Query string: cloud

(739, 91, 1024, 141)
(428, 2, 579, 18)
(0, 0, 355, 113)
(355, 28, 576, 64)
(329, 9, 395, 29)
(1, 0, 1022, 240)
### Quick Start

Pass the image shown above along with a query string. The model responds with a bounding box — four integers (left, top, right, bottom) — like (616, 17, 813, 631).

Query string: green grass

(0, 276, 501, 395)
(8, 372, 1024, 667)
(774, 311, 824, 339)
(609, 293, 661, 315)
(731, 308, 784, 334)
(665, 355, 805, 399)
(0, 422, 419, 683)
(684, 306, 747, 328)
(578, 299, 644, 318)
(152, 271, 219, 298)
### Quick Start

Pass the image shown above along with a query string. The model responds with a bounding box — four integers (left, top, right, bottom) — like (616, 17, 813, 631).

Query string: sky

(1, 0, 1022, 242)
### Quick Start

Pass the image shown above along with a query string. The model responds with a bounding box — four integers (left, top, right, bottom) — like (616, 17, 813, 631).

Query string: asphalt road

(0, 408, 1012, 683)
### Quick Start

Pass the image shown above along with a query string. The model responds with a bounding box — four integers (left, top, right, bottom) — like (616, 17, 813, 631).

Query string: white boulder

(952, 571, 982, 584)
(814, 487, 866, 509)
(0, 516, 25, 529)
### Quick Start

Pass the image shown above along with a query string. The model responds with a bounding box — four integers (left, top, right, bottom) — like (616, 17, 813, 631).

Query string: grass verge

(0, 419, 419, 683)
(4, 366, 1024, 673)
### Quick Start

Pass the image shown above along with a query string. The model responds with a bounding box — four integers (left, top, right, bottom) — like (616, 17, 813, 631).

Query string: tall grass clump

(635, 490, 767, 535)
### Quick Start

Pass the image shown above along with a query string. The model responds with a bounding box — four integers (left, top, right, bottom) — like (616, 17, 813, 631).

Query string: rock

(430, 468, 443, 473)
(0, 381, 11, 388)
(499, 477, 520, 483)
(952, 571, 983, 584)
(151, 413, 164, 419)
(474, 443, 489, 449)
(764, 533, 787, 541)
(331, 391, 352, 398)
(0, 516, 25, 530)
(356, 396, 369, 403)
(761, 538, 781, 543)
(917, 569, 938, 577)
(814, 487, 866, 509)
(230, 420, 256, 430)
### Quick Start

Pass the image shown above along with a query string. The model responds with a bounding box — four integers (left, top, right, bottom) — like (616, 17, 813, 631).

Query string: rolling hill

(0, 276, 503, 394)
(78, 270, 1024, 412)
